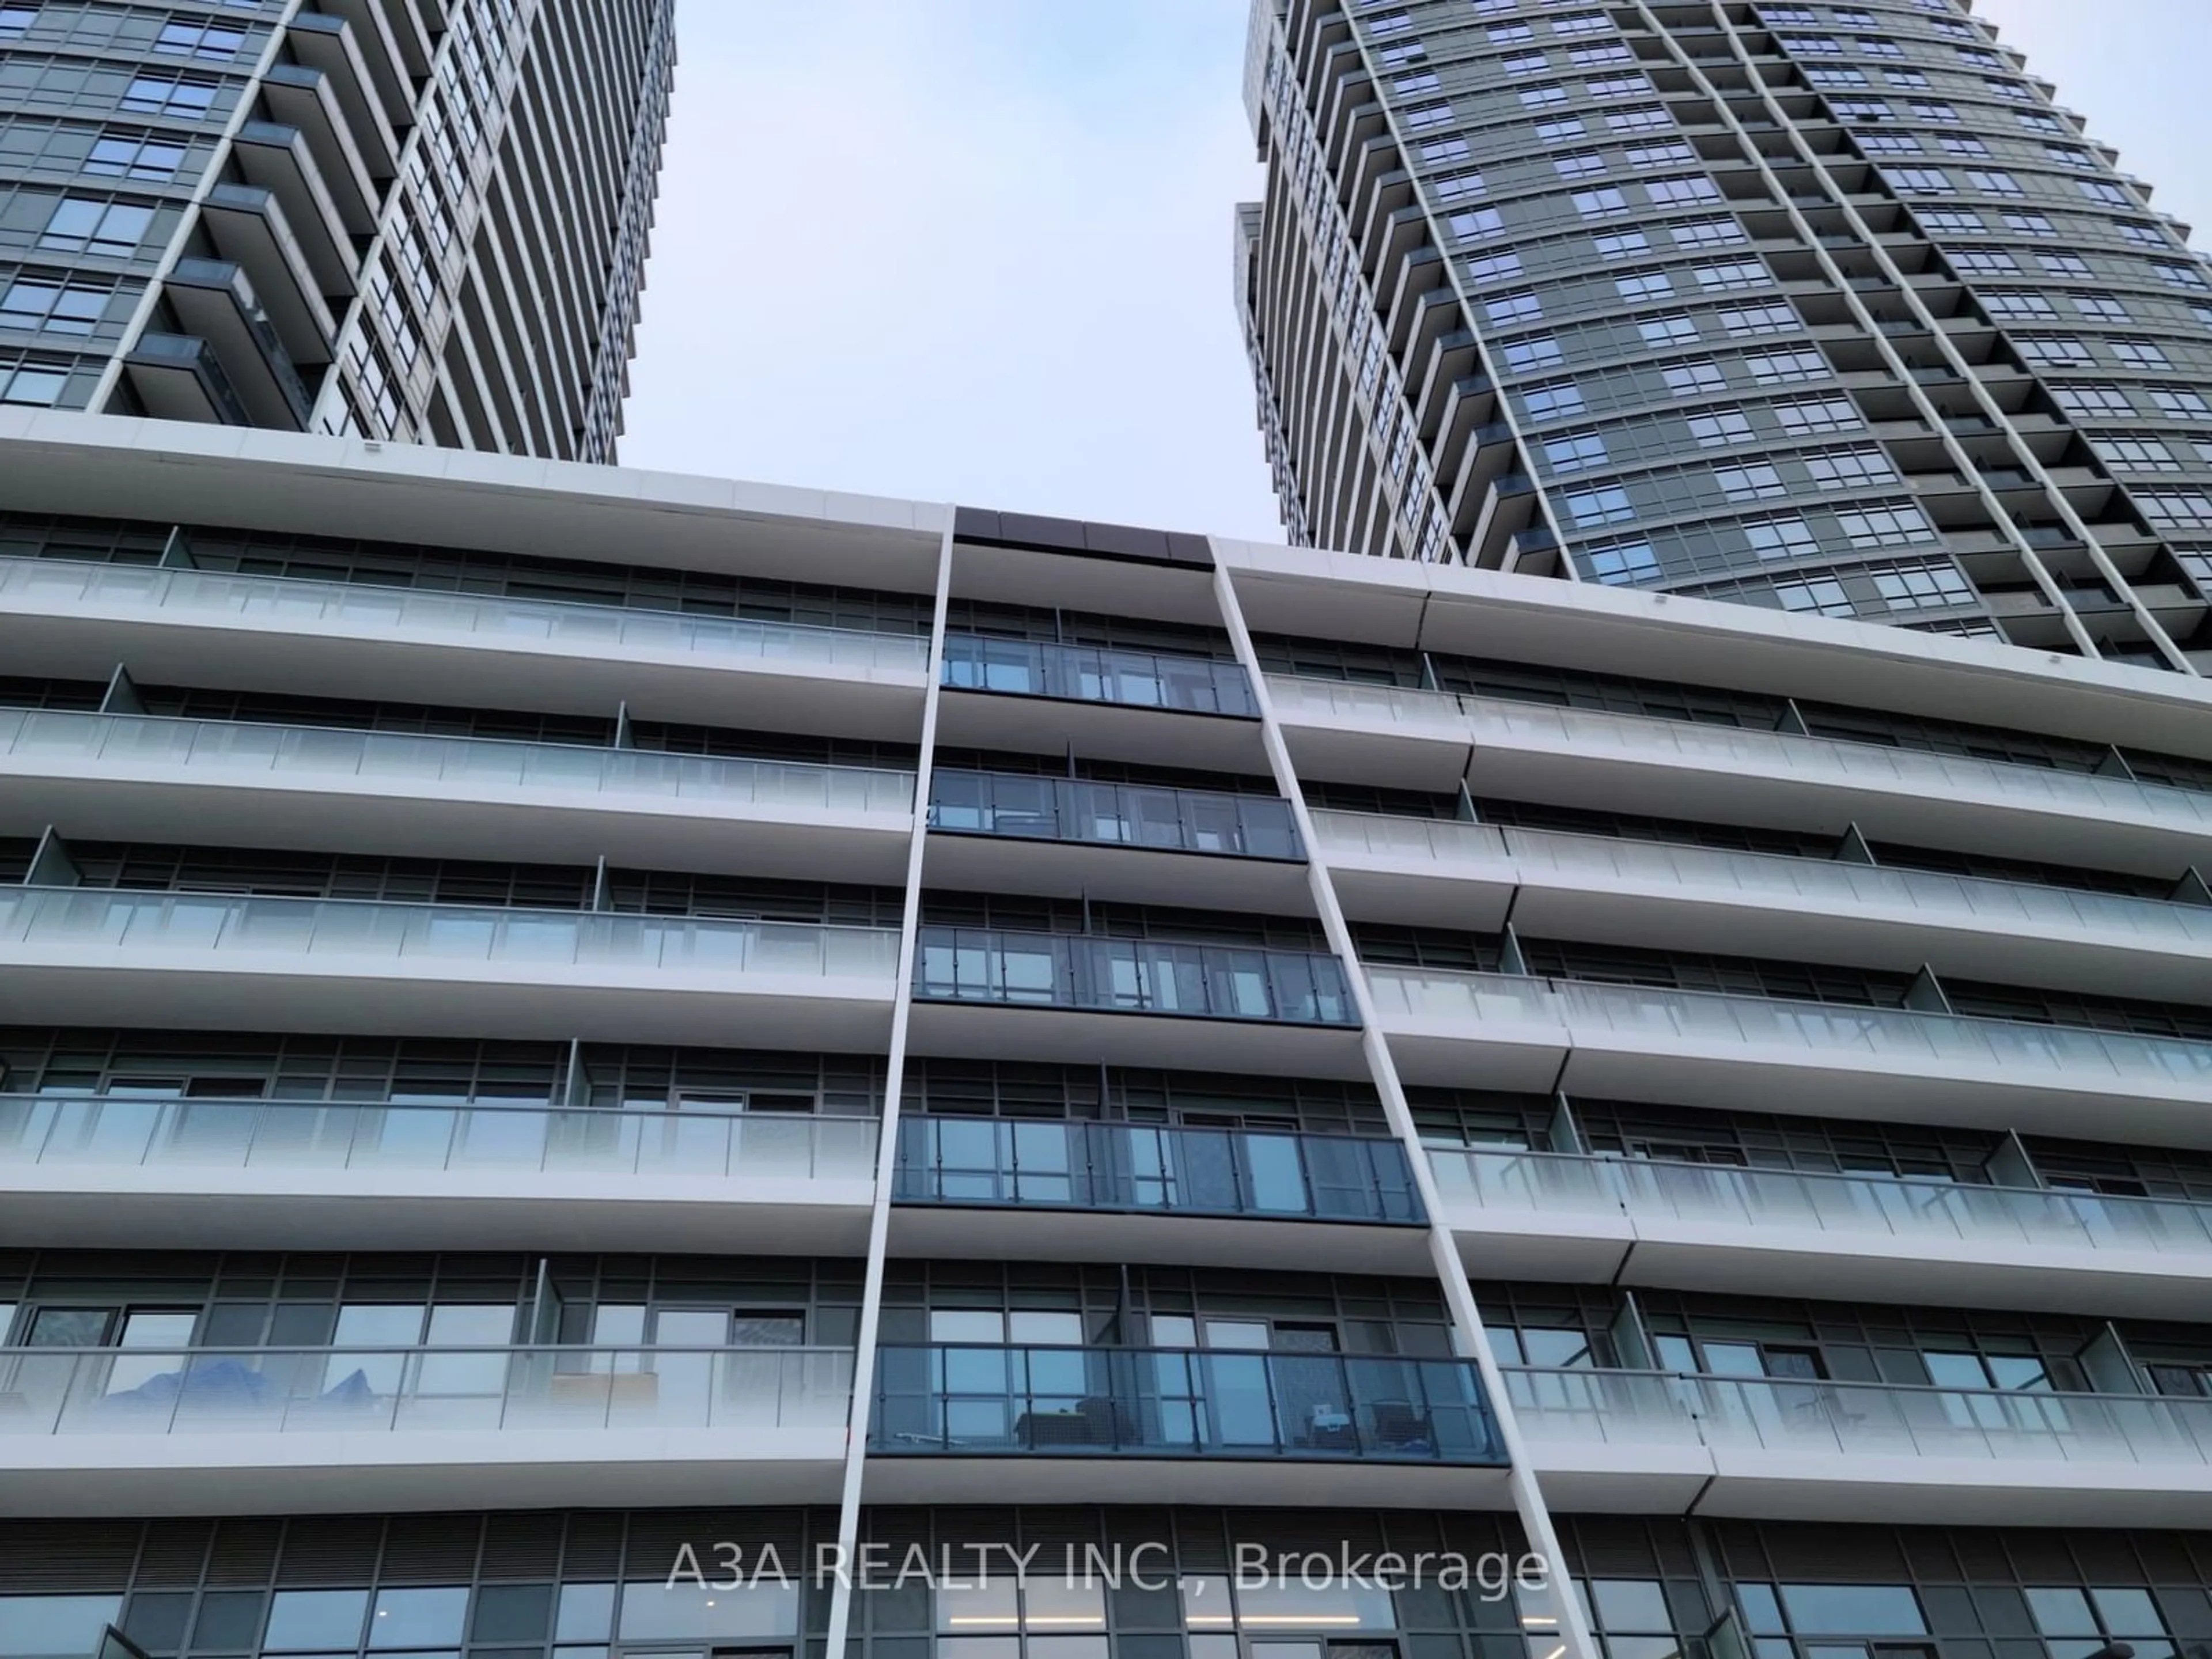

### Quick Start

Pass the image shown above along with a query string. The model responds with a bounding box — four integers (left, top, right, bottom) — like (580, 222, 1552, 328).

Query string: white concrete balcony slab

(1313, 810, 2212, 1000)
(0, 888, 900, 1047)
(0, 1097, 878, 1253)
(1505, 1365, 2212, 1525)
(0, 709, 916, 881)
(1368, 968, 2212, 1145)
(1270, 675, 2212, 874)
(0, 1343, 854, 1517)
(0, 556, 930, 737)
(1431, 1146, 2212, 1318)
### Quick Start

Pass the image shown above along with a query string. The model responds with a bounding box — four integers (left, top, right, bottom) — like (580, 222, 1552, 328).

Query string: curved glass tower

(1237, 0, 2212, 672)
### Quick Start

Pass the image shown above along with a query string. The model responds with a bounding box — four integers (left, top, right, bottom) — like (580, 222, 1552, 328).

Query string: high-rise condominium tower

(0, 0, 675, 460)
(1236, 0, 2212, 671)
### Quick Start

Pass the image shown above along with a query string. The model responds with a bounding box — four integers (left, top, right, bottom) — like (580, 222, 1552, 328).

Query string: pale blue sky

(619, 0, 2209, 543)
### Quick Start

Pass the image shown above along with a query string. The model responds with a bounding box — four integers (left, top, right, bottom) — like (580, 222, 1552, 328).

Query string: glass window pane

(1778, 1587, 1926, 1635)
(1024, 1580, 1106, 1630)
(2089, 1591, 2162, 1636)
(1593, 1583, 1671, 1633)
(119, 1592, 192, 1654)
(334, 1305, 426, 1345)
(368, 1589, 467, 1649)
(1203, 1321, 1270, 1351)
(0, 1596, 124, 1659)
(937, 1580, 1020, 1631)
(615, 1581, 797, 1640)
(1522, 1329, 1595, 1369)
(2025, 1591, 2097, 1638)
(1008, 1311, 1083, 1347)
(930, 1310, 1006, 1344)
(1921, 1352, 1990, 1388)
(552, 1586, 615, 1643)
(935, 1641, 1020, 1659)
(1027, 1642, 1108, 1659)
(1736, 1586, 1785, 1636)
(191, 1592, 266, 1650)
(426, 1305, 514, 1344)
(1232, 1582, 1395, 1628)
(469, 1587, 552, 1645)
(264, 1590, 370, 1652)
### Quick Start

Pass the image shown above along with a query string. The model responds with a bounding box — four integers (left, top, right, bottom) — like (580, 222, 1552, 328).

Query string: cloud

(619, 0, 1284, 541)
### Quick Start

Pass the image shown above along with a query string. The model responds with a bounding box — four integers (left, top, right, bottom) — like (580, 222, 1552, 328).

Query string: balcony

(313, 0, 416, 127)
(908, 928, 1363, 1077)
(198, 183, 337, 368)
(1313, 810, 2212, 1000)
(0, 1096, 878, 1254)
(937, 635, 1265, 771)
(0, 1343, 853, 1517)
(1367, 969, 2212, 1144)
(229, 121, 356, 297)
(119, 334, 249, 427)
(156, 259, 313, 430)
(889, 1116, 1426, 1271)
(866, 1344, 1504, 1505)
(1504, 1365, 2212, 1525)
(285, 13, 399, 179)
(0, 709, 916, 882)
(1268, 675, 2212, 873)
(1429, 1146, 2212, 1318)
(257, 65, 378, 234)
(0, 557, 931, 733)
(0, 888, 900, 1047)
(926, 770, 1306, 908)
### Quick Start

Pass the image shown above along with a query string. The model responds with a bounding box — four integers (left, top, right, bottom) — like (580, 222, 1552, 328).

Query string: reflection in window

(1772, 1586, 1926, 1636)
(264, 1589, 371, 1652)
(368, 1589, 467, 1649)
(1178, 1575, 1395, 1631)
(933, 1580, 1106, 1659)
(0, 1596, 125, 1659)
(552, 1585, 615, 1644)
(615, 1579, 798, 1641)
(2025, 1586, 2174, 1659)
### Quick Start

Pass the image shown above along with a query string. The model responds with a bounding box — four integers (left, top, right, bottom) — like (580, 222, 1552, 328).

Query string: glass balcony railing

(1427, 1145, 2212, 1260)
(930, 770, 1300, 858)
(0, 555, 931, 674)
(871, 1344, 1502, 1463)
(1366, 967, 2212, 1094)
(0, 707, 917, 816)
(0, 1095, 880, 1184)
(942, 634, 1259, 715)
(1312, 810, 2212, 949)
(0, 887, 902, 985)
(895, 1116, 1422, 1222)
(1267, 675, 2212, 829)
(915, 928, 1358, 1025)
(0, 1344, 855, 1437)
(1502, 1365, 2212, 1467)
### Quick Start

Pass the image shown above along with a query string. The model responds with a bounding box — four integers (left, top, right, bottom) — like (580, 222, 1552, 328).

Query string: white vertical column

(1209, 550, 1599, 1659)
(823, 510, 956, 1659)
